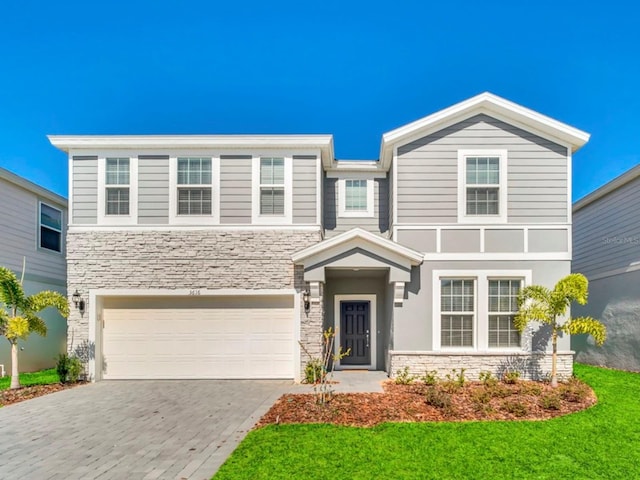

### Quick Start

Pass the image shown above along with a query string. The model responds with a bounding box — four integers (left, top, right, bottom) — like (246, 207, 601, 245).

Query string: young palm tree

(514, 273, 606, 387)
(0, 266, 69, 389)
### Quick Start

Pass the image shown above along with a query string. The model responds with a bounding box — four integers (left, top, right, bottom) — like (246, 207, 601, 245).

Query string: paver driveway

(0, 380, 291, 479)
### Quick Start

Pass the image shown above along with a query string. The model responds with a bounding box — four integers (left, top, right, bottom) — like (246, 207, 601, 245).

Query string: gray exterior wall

(293, 155, 318, 224)
(572, 270, 640, 372)
(0, 176, 67, 372)
(395, 260, 572, 352)
(72, 156, 98, 224)
(323, 176, 389, 236)
(573, 175, 640, 278)
(396, 114, 568, 224)
(220, 155, 252, 224)
(138, 155, 169, 224)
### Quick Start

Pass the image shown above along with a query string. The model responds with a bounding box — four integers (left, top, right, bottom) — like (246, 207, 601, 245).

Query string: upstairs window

(105, 158, 130, 215)
(440, 279, 475, 348)
(488, 279, 522, 348)
(260, 157, 285, 215)
(458, 150, 507, 223)
(345, 180, 367, 212)
(39, 203, 62, 253)
(177, 157, 212, 215)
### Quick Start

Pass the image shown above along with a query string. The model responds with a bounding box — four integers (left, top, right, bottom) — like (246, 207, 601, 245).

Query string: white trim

(294, 290, 301, 382)
(326, 171, 386, 179)
(337, 178, 374, 218)
(457, 149, 508, 224)
(393, 282, 405, 306)
(68, 224, 322, 232)
(168, 156, 220, 225)
(432, 269, 532, 352)
(394, 224, 569, 229)
(87, 288, 298, 382)
(523, 227, 529, 253)
(97, 156, 138, 225)
(390, 349, 575, 356)
(392, 147, 398, 241)
(251, 156, 293, 224)
(67, 157, 73, 225)
(425, 252, 570, 261)
(333, 294, 377, 370)
(316, 155, 322, 225)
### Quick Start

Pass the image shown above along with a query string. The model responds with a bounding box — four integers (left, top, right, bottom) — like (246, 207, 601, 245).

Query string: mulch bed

(257, 379, 597, 428)
(0, 383, 85, 407)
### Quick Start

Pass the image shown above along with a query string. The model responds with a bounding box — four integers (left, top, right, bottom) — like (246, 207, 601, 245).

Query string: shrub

(487, 384, 513, 398)
(56, 353, 69, 382)
(421, 370, 439, 386)
(395, 366, 416, 385)
(502, 400, 528, 417)
(304, 359, 326, 384)
(439, 380, 461, 394)
(67, 356, 83, 383)
(518, 382, 543, 396)
(56, 354, 83, 384)
(425, 387, 453, 412)
(479, 370, 498, 387)
(559, 378, 590, 402)
(471, 388, 491, 405)
(540, 393, 562, 410)
(503, 371, 521, 385)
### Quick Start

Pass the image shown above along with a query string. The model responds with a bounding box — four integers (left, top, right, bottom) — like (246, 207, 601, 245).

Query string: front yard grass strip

(0, 368, 60, 391)
(214, 364, 640, 480)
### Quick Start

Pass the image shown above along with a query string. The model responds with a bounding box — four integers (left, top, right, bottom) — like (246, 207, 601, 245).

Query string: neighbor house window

(488, 279, 522, 348)
(105, 157, 130, 215)
(440, 279, 475, 347)
(259, 157, 285, 215)
(177, 157, 212, 215)
(466, 156, 499, 215)
(345, 179, 367, 212)
(39, 203, 62, 252)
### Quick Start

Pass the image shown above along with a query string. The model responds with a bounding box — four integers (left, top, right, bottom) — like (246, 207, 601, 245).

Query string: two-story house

(0, 167, 68, 373)
(49, 92, 589, 382)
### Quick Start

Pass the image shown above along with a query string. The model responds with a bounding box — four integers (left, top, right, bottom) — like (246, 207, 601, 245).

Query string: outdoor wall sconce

(72, 290, 86, 317)
(303, 290, 310, 314)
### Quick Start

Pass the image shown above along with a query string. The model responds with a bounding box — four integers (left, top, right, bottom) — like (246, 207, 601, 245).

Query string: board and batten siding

(396, 114, 568, 224)
(138, 155, 169, 224)
(323, 176, 389, 237)
(293, 155, 317, 224)
(72, 156, 98, 224)
(0, 178, 66, 283)
(573, 175, 640, 278)
(219, 155, 252, 224)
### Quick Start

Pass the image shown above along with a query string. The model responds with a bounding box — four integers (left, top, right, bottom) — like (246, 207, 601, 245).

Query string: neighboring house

(48, 92, 589, 382)
(0, 167, 67, 372)
(572, 165, 640, 372)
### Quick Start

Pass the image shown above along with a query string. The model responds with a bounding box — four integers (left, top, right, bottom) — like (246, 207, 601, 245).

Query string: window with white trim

(259, 157, 285, 215)
(345, 179, 367, 212)
(440, 279, 475, 347)
(458, 150, 507, 223)
(488, 279, 522, 348)
(177, 157, 212, 215)
(39, 202, 62, 253)
(105, 158, 130, 215)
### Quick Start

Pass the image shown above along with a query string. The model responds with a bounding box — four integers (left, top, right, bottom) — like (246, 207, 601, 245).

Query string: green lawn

(214, 364, 640, 480)
(0, 368, 60, 391)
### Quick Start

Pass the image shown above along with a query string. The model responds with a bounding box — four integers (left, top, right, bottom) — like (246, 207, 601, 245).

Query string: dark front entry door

(340, 301, 371, 365)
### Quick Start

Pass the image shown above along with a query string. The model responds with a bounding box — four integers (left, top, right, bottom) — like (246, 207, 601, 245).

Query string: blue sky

(1, 1, 638, 200)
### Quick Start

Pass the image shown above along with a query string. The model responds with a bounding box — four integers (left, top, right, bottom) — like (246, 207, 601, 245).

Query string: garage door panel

(102, 297, 295, 379)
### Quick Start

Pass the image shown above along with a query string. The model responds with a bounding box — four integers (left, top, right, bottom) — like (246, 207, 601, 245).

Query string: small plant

(471, 388, 491, 405)
(539, 393, 562, 410)
(56, 353, 69, 382)
(479, 370, 498, 387)
(425, 387, 453, 412)
(503, 371, 521, 385)
(502, 400, 528, 417)
(56, 353, 83, 384)
(559, 378, 590, 402)
(304, 358, 325, 384)
(67, 356, 83, 383)
(518, 382, 543, 396)
(455, 368, 466, 387)
(439, 380, 461, 394)
(487, 384, 513, 398)
(395, 366, 416, 385)
(421, 370, 439, 386)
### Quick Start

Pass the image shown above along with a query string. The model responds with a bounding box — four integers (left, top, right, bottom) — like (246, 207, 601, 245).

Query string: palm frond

(563, 316, 607, 346)
(0, 267, 26, 310)
(553, 273, 589, 305)
(7, 316, 29, 340)
(26, 290, 69, 318)
(23, 312, 47, 337)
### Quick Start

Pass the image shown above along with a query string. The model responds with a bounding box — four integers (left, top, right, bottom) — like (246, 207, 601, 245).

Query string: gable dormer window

(338, 177, 374, 218)
(105, 157, 130, 215)
(457, 150, 507, 223)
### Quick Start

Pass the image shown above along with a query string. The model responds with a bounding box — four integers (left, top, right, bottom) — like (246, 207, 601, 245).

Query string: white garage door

(102, 296, 295, 379)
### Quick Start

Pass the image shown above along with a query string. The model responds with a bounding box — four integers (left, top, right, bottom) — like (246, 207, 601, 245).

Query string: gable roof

(379, 92, 590, 169)
(573, 163, 640, 213)
(0, 167, 67, 207)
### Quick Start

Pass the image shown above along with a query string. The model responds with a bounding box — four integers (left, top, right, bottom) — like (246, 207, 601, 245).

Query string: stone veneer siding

(67, 229, 323, 379)
(388, 351, 574, 381)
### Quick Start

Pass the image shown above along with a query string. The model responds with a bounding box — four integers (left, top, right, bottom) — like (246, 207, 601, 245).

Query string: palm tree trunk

(551, 327, 558, 388)
(10, 341, 20, 389)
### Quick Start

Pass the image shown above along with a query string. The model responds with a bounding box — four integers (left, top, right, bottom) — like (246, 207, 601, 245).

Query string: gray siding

(397, 229, 437, 253)
(323, 176, 389, 237)
(138, 156, 169, 224)
(396, 114, 568, 224)
(441, 229, 481, 253)
(485, 229, 524, 253)
(529, 229, 567, 252)
(0, 177, 67, 283)
(72, 156, 98, 224)
(573, 175, 640, 278)
(293, 155, 317, 224)
(220, 155, 252, 224)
